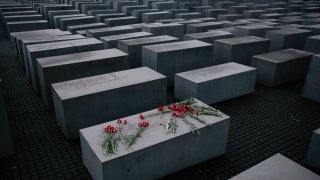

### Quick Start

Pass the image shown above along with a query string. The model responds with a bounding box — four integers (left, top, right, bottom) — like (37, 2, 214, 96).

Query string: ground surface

(0, 26, 320, 180)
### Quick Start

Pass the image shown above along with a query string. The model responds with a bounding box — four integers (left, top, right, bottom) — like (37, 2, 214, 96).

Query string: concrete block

(213, 36, 270, 65)
(100, 32, 152, 49)
(121, 5, 148, 15)
(118, 35, 178, 68)
(80, 98, 229, 180)
(186, 22, 223, 34)
(305, 35, 320, 53)
(21, 34, 85, 80)
(204, 9, 227, 18)
(306, 128, 320, 171)
(184, 30, 234, 44)
(142, 11, 172, 23)
(142, 23, 184, 39)
(67, 23, 107, 34)
(131, 9, 159, 22)
(266, 28, 313, 51)
(96, 13, 126, 23)
(52, 67, 167, 139)
(53, 14, 85, 29)
(230, 154, 320, 180)
(26, 38, 104, 93)
(252, 49, 314, 87)
(104, 16, 137, 27)
(142, 40, 213, 86)
(87, 26, 137, 38)
(175, 62, 256, 104)
(303, 54, 320, 103)
(175, 12, 201, 20)
(37, 49, 129, 111)
(48, 10, 80, 28)
(217, 14, 242, 21)
(7, 20, 49, 34)
(59, 16, 96, 31)
(234, 25, 278, 37)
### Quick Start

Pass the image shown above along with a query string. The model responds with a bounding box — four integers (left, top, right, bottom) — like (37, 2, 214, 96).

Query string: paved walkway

(0, 26, 320, 179)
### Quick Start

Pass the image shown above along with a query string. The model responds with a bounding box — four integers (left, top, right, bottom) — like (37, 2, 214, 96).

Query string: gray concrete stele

(175, 62, 256, 104)
(80, 98, 230, 180)
(52, 67, 167, 139)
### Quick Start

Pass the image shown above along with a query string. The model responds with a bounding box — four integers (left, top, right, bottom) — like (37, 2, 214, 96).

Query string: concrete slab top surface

(27, 38, 102, 52)
(37, 49, 127, 68)
(100, 32, 152, 41)
(176, 62, 255, 83)
(52, 67, 165, 100)
(186, 31, 233, 38)
(7, 20, 47, 25)
(119, 35, 178, 46)
(80, 98, 229, 162)
(253, 49, 314, 63)
(215, 36, 269, 45)
(88, 26, 134, 33)
(189, 22, 223, 27)
(230, 153, 320, 180)
(268, 28, 311, 35)
(67, 23, 105, 28)
(143, 23, 182, 28)
(143, 40, 211, 53)
(236, 25, 275, 30)
(11, 29, 67, 39)
(22, 34, 85, 44)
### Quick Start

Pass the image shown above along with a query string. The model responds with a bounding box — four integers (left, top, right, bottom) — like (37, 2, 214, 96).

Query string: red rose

(139, 114, 144, 119)
(159, 106, 164, 111)
(117, 119, 122, 124)
(123, 120, 127, 124)
(172, 104, 177, 111)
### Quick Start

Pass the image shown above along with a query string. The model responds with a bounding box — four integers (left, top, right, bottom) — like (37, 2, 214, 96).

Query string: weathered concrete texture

(0, 79, 14, 157)
(175, 62, 256, 104)
(142, 40, 213, 86)
(305, 35, 320, 54)
(118, 35, 178, 68)
(217, 14, 242, 21)
(87, 26, 137, 38)
(37, 49, 129, 111)
(306, 128, 320, 171)
(121, 5, 148, 16)
(52, 67, 167, 139)
(266, 28, 312, 51)
(142, 23, 184, 39)
(230, 154, 320, 180)
(252, 49, 314, 87)
(303, 55, 320, 103)
(80, 99, 230, 180)
(187, 22, 223, 34)
(234, 25, 278, 37)
(100, 32, 152, 49)
(213, 36, 270, 65)
(26, 38, 104, 93)
(184, 30, 234, 44)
